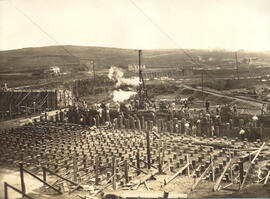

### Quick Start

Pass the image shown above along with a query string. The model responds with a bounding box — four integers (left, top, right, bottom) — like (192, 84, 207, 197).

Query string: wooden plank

(47, 168, 79, 186)
(140, 159, 157, 169)
(191, 165, 202, 177)
(211, 155, 215, 182)
(144, 181, 150, 191)
(191, 163, 211, 191)
(129, 163, 148, 174)
(264, 171, 270, 185)
(229, 151, 233, 183)
(222, 182, 233, 190)
(165, 163, 189, 186)
(112, 157, 116, 190)
(241, 149, 259, 162)
(213, 159, 232, 192)
(153, 131, 160, 139)
(240, 142, 265, 190)
(92, 182, 112, 197)
(187, 155, 190, 177)
(146, 131, 151, 169)
(5, 182, 35, 199)
(23, 168, 62, 194)
(158, 140, 162, 174)
(132, 163, 168, 190)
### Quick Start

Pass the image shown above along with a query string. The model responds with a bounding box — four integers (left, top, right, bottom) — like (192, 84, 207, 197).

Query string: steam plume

(113, 89, 136, 102)
(108, 66, 140, 87)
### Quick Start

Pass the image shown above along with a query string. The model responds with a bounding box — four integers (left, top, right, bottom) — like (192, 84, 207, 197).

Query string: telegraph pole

(201, 71, 204, 104)
(91, 60, 96, 81)
(235, 52, 240, 80)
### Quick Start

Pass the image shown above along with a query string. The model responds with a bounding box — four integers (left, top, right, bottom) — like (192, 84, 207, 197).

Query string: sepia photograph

(0, 0, 270, 198)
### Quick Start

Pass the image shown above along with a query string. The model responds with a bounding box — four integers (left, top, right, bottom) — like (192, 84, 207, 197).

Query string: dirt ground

(2, 165, 269, 199)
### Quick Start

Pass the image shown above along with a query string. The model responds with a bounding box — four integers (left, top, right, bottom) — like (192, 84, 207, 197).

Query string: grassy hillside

(0, 45, 270, 73)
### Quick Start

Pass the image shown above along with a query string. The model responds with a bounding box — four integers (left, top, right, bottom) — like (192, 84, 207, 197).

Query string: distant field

(1, 45, 270, 73)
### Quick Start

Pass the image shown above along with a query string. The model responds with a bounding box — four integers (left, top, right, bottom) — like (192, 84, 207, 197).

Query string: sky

(0, 0, 270, 51)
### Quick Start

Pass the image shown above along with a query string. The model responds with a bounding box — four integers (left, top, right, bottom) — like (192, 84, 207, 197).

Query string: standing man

(239, 128, 245, 141)
(261, 103, 266, 116)
(59, 109, 64, 122)
(216, 105, 220, 115)
(205, 100, 210, 112)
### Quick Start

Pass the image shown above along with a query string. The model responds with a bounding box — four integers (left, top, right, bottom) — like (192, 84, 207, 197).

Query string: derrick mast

(137, 50, 149, 108)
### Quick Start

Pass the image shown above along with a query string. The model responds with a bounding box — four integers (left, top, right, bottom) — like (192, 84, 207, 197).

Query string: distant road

(180, 84, 269, 107)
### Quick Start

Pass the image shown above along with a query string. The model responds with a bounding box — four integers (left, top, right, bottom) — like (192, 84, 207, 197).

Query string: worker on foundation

(239, 128, 245, 141)
(184, 99, 188, 108)
(216, 105, 220, 115)
(252, 115, 258, 128)
(79, 114, 84, 124)
(115, 101, 120, 113)
(44, 111, 48, 122)
(97, 105, 104, 124)
(105, 103, 110, 122)
(184, 122, 190, 135)
(191, 124, 197, 136)
(205, 100, 210, 112)
(211, 125, 215, 136)
(233, 104, 237, 116)
(59, 109, 64, 122)
(261, 103, 266, 116)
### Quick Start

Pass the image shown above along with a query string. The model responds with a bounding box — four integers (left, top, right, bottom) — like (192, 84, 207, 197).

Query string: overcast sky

(0, 0, 270, 51)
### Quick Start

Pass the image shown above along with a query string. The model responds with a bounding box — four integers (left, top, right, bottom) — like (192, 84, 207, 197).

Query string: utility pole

(201, 71, 204, 104)
(91, 60, 96, 81)
(137, 50, 148, 105)
(235, 52, 240, 80)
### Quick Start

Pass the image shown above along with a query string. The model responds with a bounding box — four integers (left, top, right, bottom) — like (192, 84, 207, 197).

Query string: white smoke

(108, 66, 140, 87)
(113, 90, 136, 102)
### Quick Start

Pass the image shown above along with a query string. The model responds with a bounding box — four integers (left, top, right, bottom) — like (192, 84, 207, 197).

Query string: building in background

(128, 64, 146, 72)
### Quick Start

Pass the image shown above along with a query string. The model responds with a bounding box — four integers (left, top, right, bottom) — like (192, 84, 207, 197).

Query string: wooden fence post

(73, 157, 78, 183)
(136, 150, 140, 175)
(95, 156, 99, 185)
(158, 141, 163, 174)
(260, 123, 263, 141)
(4, 182, 8, 199)
(19, 163, 26, 196)
(141, 116, 145, 129)
(211, 155, 215, 182)
(124, 159, 129, 184)
(146, 131, 151, 169)
(239, 160, 244, 185)
(186, 154, 190, 177)
(42, 167, 46, 186)
(112, 157, 116, 190)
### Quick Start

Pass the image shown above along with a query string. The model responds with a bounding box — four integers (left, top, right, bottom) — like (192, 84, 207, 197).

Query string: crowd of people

(36, 96, 269, 142)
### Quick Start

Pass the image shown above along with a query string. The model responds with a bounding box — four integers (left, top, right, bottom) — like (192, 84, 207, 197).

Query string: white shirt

(239, 129, 245, 135)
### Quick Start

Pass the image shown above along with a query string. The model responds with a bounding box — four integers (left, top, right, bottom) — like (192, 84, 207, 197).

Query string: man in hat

(239, 128, 245, 141)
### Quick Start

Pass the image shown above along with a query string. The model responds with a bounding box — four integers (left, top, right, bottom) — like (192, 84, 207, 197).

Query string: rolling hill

(0, 45, 270, 73)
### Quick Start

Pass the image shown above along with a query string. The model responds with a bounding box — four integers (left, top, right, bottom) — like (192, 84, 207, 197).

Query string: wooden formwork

(0, 121, 269, 197)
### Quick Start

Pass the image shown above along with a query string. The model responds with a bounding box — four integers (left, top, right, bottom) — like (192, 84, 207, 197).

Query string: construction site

(1, 0, 270, 198)
(1, 46, 270, 199)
